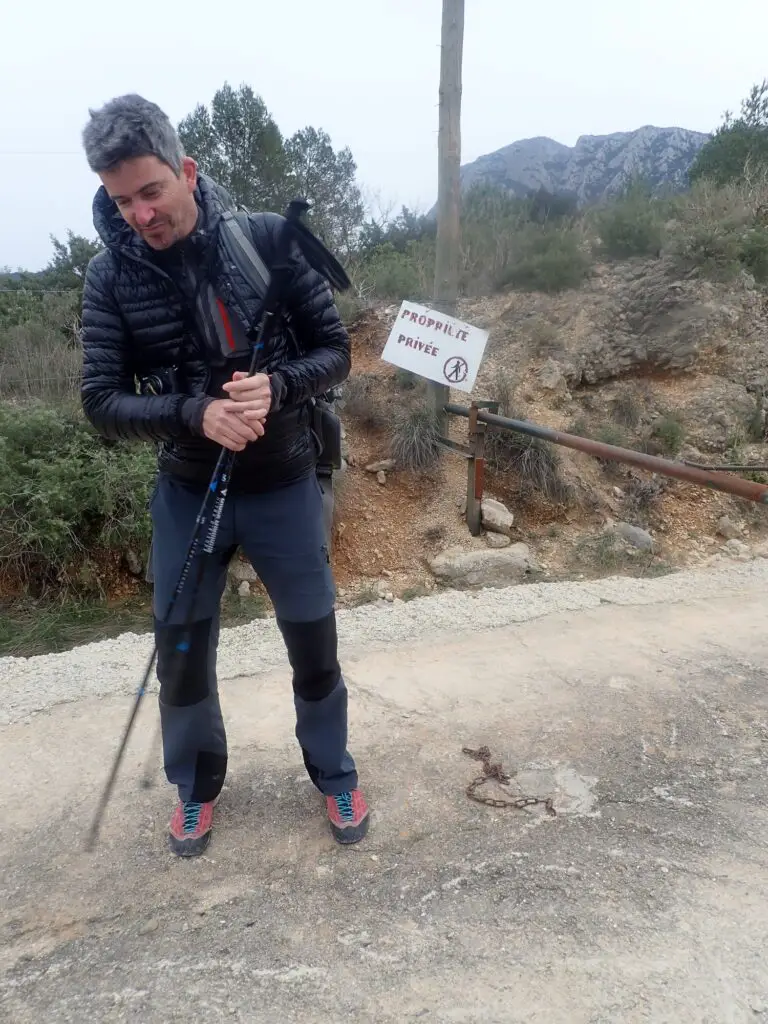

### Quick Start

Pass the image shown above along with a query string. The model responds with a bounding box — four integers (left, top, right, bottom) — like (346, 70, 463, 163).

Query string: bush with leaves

(496, 224, 592, 294)
(0, 293, 83, 402)
(668, 177, 768, 282)
(595, 182, 664, 258)
(690, 80, 768, 187)
(0, 402, 155, 596)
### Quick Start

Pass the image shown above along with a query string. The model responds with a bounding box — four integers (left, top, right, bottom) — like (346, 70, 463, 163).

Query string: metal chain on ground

(462, 745, 556, 815)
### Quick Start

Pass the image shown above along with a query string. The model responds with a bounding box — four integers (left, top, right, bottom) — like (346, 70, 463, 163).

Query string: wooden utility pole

(428, 0, 465, 435)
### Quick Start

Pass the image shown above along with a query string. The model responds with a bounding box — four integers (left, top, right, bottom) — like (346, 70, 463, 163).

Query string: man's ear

(181, 156, 197, 193)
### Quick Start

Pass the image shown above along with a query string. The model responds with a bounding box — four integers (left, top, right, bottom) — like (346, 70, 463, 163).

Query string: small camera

(137, 366, 179, 396)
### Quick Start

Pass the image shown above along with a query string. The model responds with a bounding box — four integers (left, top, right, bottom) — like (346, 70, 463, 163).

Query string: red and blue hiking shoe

(168, 799, 216, 857)
(326, 789, 370, 844)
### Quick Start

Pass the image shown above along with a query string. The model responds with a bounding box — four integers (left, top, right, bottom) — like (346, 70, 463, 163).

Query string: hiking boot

(168, 799, 216, 857)
(326, 789, 370, 844)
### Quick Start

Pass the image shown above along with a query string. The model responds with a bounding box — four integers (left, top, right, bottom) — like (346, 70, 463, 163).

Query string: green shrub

(596, 191, 664, 258)
(667, 178, 768, 282)
(335, 288, 366, 326)
(650, 414, 686, 455)
(611, 386, 646, 429)
(0, 402, 155, 595)
(395, 367, 419, 391)
(0, 292, 83, 403)
(485, 428, 571, 503)
(338, 373, 388, 430)
(355, 241, 433, 301)
(389, 405, 441, 471)
(739, 226, 768, 282)
(595, 423, 629, 448)
(496, 226, 592, 294)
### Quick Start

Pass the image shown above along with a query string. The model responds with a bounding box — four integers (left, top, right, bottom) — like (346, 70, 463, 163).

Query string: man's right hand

(202, 399, 266, 451)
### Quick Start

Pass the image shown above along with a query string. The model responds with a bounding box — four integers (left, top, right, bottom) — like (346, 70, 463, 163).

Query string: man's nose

(134, 202, 156, 227)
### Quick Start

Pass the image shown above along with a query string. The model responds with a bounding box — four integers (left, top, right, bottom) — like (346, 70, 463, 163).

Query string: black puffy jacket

(80, 173, 351, 492)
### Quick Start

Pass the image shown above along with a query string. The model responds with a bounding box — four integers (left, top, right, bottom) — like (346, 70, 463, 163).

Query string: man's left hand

(222, 371, 272, 423)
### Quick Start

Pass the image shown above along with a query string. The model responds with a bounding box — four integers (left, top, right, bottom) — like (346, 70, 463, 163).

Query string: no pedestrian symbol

(443, 356, 468, 384)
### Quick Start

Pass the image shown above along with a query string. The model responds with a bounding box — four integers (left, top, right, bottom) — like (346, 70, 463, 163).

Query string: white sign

(380, 300, 489, 393)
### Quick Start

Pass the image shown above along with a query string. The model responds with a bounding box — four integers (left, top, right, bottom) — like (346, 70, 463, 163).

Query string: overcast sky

(2, 0, 767, 270)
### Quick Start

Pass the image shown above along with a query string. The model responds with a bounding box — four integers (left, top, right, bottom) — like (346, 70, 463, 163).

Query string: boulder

(124, 549, 142, 576)
(536, 358, 571, 403)
(429, 544, 538, 588)
(481, 497, 514, 536)
(615, 522, 654, 552)
(485, 532, 512, 549)
(717, 516, 742, 540)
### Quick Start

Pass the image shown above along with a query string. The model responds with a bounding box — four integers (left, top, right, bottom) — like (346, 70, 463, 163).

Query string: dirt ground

(3, 564, 768, 1022)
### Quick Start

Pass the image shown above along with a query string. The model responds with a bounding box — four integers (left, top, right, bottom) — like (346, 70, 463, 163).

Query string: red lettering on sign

(397, 333, 406, 344)
(427, 318, 435, 329)
(435, 321, 443, 332)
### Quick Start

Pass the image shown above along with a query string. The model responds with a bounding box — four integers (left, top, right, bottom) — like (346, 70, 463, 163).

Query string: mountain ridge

(454, 124, 711, 205)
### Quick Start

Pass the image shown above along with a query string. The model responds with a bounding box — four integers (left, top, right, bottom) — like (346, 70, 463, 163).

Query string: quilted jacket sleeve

(249, 214, 351, 412)
(80, 252, 211, 442)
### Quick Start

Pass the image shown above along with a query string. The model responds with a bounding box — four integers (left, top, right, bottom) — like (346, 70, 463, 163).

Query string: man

(79, 93, 369, 857)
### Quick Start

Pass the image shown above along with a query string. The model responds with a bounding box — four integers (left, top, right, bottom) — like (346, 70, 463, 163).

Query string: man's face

(99, 155, 198, 249)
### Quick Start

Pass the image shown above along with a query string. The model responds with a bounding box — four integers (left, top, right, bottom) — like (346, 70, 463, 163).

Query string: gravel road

(4, 558, 768, 725)
(3, 560, 768, 1023)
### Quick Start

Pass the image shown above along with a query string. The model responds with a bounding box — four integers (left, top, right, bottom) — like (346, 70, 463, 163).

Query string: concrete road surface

(2, 566, 768, 1022)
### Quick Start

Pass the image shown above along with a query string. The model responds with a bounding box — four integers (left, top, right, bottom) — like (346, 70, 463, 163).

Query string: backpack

(220, 210, 343, 474)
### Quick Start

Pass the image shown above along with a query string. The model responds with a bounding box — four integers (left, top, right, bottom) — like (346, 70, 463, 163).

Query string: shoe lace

(182, 801, 203, 833)
(334, 792, 354, 821)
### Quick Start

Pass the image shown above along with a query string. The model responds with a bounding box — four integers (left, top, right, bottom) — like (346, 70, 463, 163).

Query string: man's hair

(82, 94, 185, 174)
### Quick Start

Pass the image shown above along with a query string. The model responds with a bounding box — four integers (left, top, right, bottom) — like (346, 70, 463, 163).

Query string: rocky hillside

(459, 126, 709, 203)
(319, 254, 768, 606)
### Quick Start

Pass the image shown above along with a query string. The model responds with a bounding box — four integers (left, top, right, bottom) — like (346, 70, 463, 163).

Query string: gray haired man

(79, 94, 370, 856)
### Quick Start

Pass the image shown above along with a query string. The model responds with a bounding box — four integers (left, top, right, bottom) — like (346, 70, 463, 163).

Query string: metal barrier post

(465, 400, 499, 535)
(466, 403, 483, 534)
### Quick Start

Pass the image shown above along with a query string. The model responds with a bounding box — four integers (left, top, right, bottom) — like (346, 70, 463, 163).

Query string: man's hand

(221, 371, 272, 422)
(202, 399, 266, 452)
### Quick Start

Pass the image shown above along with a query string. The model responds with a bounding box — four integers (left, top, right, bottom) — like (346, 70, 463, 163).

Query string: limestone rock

(485, 532, 512, 549)
(374, 579, 394, 601)
(716, 516, 742, 540)
(124, 549, 142, 576)
(429, 544, 538, 588)
(481, 497, 514, 536)
(377, 470, 387, 485)
(366, 459, 396, 473)
(536, 358, 570, 402)
(724, 538, 751, 561)
(615, 522, 654, 552)
(237, 581, 251, 598)
(229, 558, 259, 583)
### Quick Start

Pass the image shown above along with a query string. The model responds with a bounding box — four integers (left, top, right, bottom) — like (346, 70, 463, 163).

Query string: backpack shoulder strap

(220, 210, 271, 298)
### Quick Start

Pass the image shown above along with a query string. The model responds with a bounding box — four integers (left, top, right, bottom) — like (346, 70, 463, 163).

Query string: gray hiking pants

(149, 470, 357, 804)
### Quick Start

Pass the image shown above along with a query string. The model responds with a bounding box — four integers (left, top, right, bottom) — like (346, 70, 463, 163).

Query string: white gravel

(3, 558, 768, 726)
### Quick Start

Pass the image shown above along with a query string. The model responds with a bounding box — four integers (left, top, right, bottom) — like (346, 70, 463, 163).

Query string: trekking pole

(85, 200, 351, 850)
